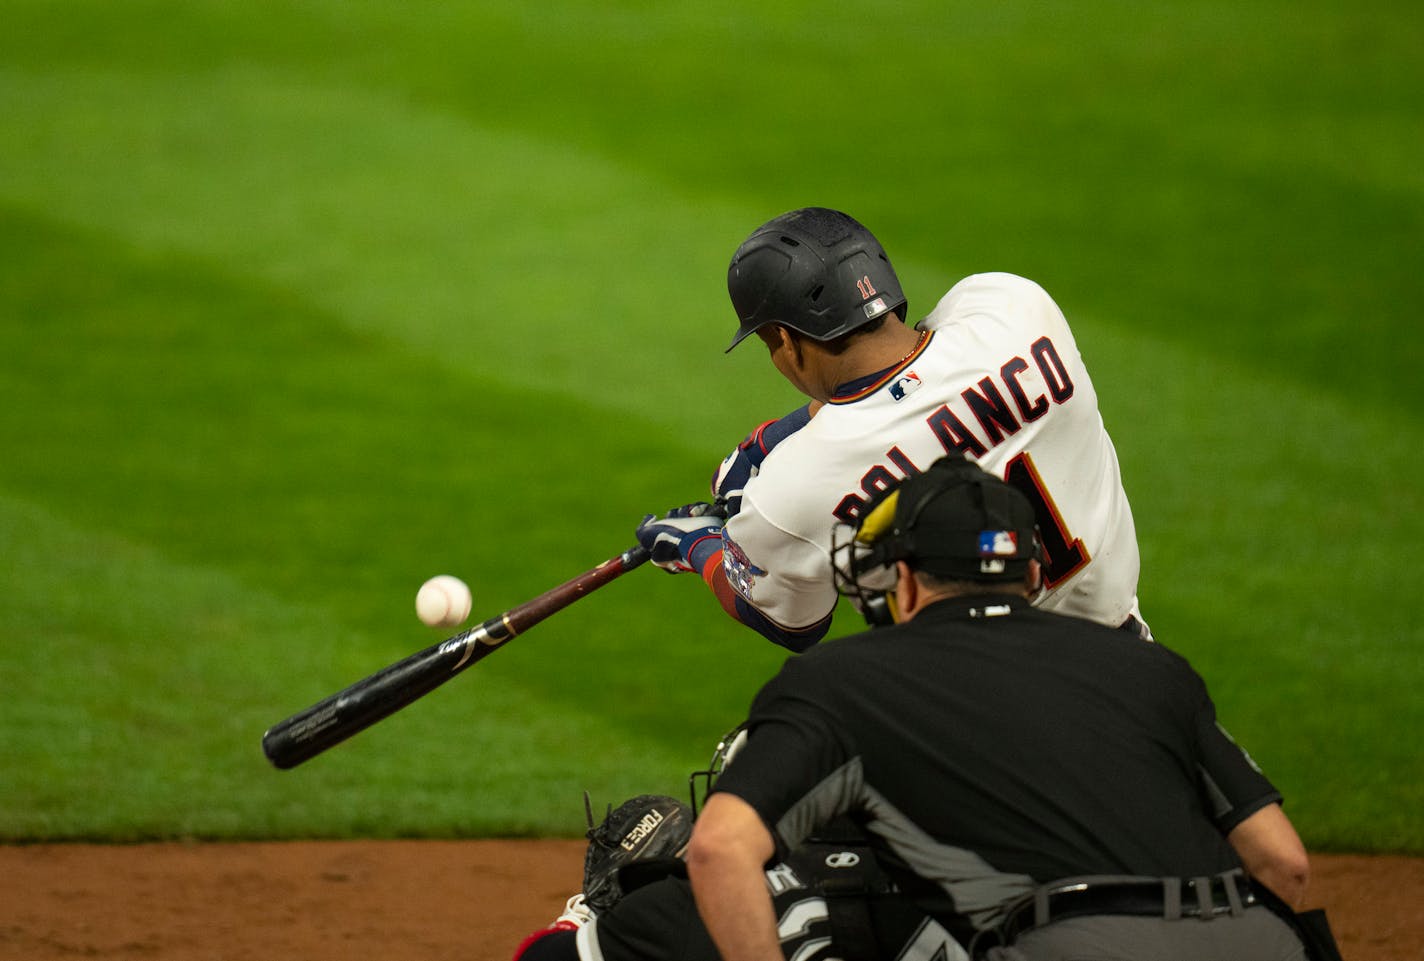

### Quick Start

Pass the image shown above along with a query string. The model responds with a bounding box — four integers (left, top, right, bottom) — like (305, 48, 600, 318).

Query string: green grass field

(2, 1, 1421, 853)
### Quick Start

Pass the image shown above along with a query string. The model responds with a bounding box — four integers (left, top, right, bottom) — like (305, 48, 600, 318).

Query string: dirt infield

(0, 842, 1416, 960)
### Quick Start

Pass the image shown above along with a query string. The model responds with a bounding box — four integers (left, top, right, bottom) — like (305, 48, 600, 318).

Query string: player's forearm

(702, 552, 743, 618)
(703, 559, 830, 651)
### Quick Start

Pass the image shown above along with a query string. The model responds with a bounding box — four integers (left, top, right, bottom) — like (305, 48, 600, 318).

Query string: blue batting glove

(636, 503, 726, 574)
(710, 405, 813, 515)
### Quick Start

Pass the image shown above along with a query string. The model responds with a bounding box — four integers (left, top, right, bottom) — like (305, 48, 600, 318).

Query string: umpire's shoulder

(1090, 618, 1202, 690)
(1028, 605, 1189, 661)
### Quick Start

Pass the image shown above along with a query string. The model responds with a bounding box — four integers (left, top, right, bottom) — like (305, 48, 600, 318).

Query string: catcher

(512, 737, 961, 961)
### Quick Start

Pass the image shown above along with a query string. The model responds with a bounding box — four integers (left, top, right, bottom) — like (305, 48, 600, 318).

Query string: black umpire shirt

(711, 594, 1282, 929)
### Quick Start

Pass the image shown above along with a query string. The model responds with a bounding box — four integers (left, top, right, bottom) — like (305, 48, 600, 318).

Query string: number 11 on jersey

(1004, 451, 1089, 587)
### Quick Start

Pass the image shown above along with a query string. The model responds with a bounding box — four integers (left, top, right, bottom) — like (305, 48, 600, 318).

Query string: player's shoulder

(918, 271, 1063, 331)
(941, 271, 1054, 306)
(953, 271, 1050, 297)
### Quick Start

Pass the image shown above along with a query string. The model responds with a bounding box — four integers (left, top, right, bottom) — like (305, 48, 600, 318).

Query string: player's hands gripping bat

(635, 502, 726, 575)
(262, 544, 649, 770)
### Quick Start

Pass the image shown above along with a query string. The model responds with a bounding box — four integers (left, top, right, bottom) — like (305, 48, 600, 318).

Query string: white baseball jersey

(721, 272, 1144, 633)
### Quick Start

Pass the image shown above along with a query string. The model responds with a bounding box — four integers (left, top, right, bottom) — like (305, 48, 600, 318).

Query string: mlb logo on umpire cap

(976, 530, 1019, 574)
(979, 530, 1020, 557)
(888, 455, 1038, 581)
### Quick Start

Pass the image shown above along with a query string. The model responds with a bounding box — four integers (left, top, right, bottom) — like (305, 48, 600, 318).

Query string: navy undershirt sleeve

(732, 596, 831, 652)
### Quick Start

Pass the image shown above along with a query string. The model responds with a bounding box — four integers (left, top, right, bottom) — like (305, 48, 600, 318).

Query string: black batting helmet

(725, 207, 907, 352)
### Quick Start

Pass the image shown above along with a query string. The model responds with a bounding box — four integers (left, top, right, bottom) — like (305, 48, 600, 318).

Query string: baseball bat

(262, 544, 650, 770)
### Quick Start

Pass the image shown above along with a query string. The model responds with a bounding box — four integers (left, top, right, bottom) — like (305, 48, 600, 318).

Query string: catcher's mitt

(582, 792, 695, 913)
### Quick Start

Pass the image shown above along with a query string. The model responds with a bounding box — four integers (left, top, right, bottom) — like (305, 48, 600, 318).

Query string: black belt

(997, 873, 1261, 944)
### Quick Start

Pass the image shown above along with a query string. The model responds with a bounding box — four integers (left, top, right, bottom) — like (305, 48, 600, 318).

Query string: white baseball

(415, 575, 472, 628)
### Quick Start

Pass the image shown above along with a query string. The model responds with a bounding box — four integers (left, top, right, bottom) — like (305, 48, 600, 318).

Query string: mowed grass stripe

(7, 56, 1416, 446)
(0, 64, 789, 434)
(3, 0, 1422, 417)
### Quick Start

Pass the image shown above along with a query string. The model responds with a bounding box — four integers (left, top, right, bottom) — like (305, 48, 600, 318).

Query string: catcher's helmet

(687, 724, 749, 815)
(725, 207, 907, 352)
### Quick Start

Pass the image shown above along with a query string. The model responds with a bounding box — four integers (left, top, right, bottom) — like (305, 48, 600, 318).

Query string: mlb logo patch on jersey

(889, 371, 922, 401)
(979, 530, 1019, 557)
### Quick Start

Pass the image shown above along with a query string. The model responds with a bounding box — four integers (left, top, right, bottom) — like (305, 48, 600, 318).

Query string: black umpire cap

(858, 454, 1039, 581)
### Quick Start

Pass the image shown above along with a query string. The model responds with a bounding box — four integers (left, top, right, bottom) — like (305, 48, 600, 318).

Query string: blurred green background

(1, 0, 1420, 852)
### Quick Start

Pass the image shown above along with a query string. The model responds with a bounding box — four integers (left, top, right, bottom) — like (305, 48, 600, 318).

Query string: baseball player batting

(636, 206, 1150, 649)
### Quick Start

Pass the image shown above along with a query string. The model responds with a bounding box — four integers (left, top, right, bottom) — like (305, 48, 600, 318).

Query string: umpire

(687, 454, 1320, 961)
